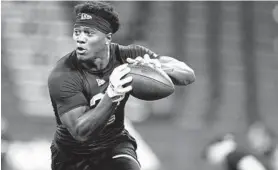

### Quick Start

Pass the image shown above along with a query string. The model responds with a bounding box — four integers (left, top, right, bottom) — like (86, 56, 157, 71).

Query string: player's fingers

(135, 56, 143, 60)
(126, 58, 136, 64)
(113, 95, 125, 103)
(135, 56, 143, 63)
(114, 63, 128, 72)
(119, 76, 133, 86)
(117, 67, 131, 78)
(143, 54, 151, 63)
(117, 85, 132, 93)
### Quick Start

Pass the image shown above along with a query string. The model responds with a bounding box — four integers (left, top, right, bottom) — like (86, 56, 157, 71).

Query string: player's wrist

(107, 83, 125, 103)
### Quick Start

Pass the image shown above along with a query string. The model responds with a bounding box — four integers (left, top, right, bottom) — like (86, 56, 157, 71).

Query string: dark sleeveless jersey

(48, 43, 158, 155)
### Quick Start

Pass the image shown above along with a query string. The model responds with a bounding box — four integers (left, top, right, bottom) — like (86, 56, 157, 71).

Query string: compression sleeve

(118, 44, 159, 62)
(48, 72, 88, 115)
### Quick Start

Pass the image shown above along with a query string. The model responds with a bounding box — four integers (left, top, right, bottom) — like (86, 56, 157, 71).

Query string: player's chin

(76, 53, 90, 60)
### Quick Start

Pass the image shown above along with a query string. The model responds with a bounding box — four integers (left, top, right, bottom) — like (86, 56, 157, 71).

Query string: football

(126, 63, 175, 101)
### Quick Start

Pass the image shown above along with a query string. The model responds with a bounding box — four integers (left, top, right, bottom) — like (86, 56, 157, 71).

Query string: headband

(74, 13, 112, 34)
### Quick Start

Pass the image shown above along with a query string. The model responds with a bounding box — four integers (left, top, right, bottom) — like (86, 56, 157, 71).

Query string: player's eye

(84, 30, 95, 36)
(73, 29, 81, 36)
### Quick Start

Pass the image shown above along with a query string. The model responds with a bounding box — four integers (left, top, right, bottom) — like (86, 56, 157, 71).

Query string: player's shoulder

(51, 50, 77, 70)
(48, 50, 80, 86)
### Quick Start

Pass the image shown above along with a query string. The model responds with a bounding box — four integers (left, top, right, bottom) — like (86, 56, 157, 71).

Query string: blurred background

(1, 1, 278, 170)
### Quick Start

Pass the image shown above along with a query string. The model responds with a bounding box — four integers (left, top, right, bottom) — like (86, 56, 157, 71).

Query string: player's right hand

(107, 64, 133, 103)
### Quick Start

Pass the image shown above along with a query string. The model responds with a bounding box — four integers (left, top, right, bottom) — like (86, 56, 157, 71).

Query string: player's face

(73, 26, 109, 60)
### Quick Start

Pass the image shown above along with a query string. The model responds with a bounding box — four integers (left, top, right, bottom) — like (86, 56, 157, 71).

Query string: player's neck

(81, 45, 110, 71)
(93, 45, 110, 71)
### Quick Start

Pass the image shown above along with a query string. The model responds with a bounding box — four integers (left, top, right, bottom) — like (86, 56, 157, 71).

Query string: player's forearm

(75, 93, 116, 141)
(159, 56, 195, 86)
(164, 64, 195, 86)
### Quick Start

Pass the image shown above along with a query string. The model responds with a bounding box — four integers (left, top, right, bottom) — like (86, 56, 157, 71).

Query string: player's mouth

(76, 47, 87, 54)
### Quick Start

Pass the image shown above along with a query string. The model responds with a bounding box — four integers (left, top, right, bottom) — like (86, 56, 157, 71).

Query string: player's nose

(76, 33, 87, 44)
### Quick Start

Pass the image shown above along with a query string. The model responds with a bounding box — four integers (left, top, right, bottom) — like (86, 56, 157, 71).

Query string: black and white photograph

(1, 1, 278, 170)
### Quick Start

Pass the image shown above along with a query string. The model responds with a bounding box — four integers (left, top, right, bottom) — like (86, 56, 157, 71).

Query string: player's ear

(106, 33, 112, 44)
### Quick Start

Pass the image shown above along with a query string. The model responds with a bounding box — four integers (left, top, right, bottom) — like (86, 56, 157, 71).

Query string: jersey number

(90, 93, 115, 125)
(90, 93, 105, 107)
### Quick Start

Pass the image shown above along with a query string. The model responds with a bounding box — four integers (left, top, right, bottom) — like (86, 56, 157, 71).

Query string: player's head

(202, 133, 237, 165)
(72, 1, 120, 60)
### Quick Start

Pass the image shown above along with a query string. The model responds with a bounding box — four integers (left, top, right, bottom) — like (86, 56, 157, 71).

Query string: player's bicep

(158, 56, 182, 65)
(158, 56, 195, 85)
(159, 56, 195, 74)
(158, 56, 187, 70)
(55, 92, 88, 115)
(48, 75, 89, 116)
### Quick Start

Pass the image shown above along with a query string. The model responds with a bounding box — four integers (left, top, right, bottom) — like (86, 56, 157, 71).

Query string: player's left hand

(127, 54, 161, 69)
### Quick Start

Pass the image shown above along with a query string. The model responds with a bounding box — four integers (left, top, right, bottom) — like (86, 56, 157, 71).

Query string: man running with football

(48, 1, 195, 170)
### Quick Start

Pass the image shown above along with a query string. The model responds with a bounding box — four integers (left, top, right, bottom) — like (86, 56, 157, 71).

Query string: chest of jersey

(83, 73, 109, 107)
(82, 58, 122, 108)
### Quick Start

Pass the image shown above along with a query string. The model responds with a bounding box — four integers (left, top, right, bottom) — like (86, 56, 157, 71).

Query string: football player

(48, 1, 195, 170)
